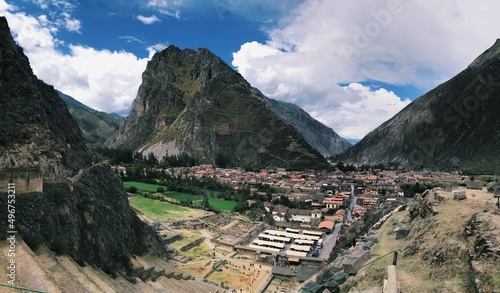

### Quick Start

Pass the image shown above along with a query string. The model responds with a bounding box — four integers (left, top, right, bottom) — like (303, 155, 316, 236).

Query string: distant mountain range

(58, 91, 123, 147)
(339, 39, 500, 173)
(262, 96, 352, 156)
(55, 39, 500, 173)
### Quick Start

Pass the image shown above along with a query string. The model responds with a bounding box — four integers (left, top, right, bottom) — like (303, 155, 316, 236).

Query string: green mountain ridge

(261, 96, 352, 156)
(58, 91, 123, 147)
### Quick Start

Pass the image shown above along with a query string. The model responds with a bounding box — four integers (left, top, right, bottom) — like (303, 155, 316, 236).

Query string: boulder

(453, 190, 467, 200)
(486, 182, 498, 192)
(396, 227, 411, 239)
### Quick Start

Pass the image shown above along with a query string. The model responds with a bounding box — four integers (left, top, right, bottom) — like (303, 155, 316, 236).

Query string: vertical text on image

(7, 183, 16, 285)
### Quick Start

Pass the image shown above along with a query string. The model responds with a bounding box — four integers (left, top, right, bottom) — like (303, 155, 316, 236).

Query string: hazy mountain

(338, 39, 500, 173)
(58, 91, 123, 146)
(115, 45, 329, 170)
(262, 96, 352, 156)
(0, 16, 164, 274)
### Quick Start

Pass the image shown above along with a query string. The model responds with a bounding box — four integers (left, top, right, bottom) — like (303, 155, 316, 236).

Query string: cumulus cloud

(232, 0, 500, 139)
(136, 14, 161, 25)
(1, 2, 149, 114)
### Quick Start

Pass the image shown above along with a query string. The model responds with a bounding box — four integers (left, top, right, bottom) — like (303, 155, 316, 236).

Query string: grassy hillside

(58, 91, 122, 146)
(350, 188, 500, 292)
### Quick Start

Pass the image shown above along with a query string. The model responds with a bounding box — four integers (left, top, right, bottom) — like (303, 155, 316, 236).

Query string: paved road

(347, 184, 356, 222)
(319, 222, 342, 259)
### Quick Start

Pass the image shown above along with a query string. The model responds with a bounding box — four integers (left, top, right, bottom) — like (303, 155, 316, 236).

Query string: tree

(126, 186, 138, 194)
(146, 152, 158, 166)
(202, 195, 211, 210)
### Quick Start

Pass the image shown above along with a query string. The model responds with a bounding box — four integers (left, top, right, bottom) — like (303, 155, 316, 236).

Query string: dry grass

(181, 261, 214, 277)
(356, 190, 486, 293)
(207, 262, 266, 292)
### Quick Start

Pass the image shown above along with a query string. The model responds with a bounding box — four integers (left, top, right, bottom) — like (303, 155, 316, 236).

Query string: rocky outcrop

(14, 165, 165, 274)
(465, 211, 500, 260)
(0, 16, 165, 275)
(0, 17, 89, 181)
(115, 46, 329, 169)
(339, 39, 500, 173)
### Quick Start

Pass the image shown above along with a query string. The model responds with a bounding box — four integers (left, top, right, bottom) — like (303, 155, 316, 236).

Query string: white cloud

(232, 0, 500, 139)
(136, 14, 161, 25)
(158, 9, 181, 20)
(334, 83, 411, 140)
(27, 0, 81, 33)
(62, 12, 81, 32)
(1, 1, 149, 114)
(148, 0, 182, 19)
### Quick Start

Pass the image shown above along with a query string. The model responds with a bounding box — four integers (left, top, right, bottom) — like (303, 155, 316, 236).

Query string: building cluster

(113, 164, 457, 228)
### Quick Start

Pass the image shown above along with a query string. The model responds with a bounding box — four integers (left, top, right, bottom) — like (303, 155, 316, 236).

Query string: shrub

(126, 186, 138, 193)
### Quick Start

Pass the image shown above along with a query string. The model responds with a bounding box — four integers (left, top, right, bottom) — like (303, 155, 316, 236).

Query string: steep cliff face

(0, 18, 89, 181)
(339, 39, 500, 172)
(116, 46, 328, 169)
(263, 97, 352, 156)
(0, 16, 164, 274)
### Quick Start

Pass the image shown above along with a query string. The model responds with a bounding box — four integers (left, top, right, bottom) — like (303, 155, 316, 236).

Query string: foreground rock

(0, 16, 165, 276)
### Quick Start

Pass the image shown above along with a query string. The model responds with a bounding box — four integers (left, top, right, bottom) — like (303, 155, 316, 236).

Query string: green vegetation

(400, 182, 443, 198)
(124, 181, 165, 193)
(124, 181, 237, 212)
(59, 91, 122, 147)
(206, 198, 237, 212)
(129, 196, 188, 218)
(169, 232, 203, 250)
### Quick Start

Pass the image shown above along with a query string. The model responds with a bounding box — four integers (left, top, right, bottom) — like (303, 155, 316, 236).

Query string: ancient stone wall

(0, 170, 43, 194)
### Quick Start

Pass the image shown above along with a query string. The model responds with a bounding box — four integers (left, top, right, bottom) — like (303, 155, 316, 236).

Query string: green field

(128, 196, 188, 218)
(207, 198, 237, 211)
(123, 181, 165, 193)
(124, 181, 237, 212)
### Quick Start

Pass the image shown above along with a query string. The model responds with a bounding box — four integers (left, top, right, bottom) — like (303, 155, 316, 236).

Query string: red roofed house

(317, 220, 335, 234)
(323, 197, 345, 209)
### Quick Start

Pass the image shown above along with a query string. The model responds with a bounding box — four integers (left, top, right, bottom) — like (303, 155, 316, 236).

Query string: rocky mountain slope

(338, 39, 500, 173)
(59, 91, 123, 147)
(115, 46, 329, 169)
(347, 187, 500, 293)
(263, 96, 351, 156)
(0, 16, 164, 275)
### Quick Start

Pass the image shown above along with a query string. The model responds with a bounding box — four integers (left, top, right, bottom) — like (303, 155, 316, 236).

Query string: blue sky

(1, 0, 499, 140)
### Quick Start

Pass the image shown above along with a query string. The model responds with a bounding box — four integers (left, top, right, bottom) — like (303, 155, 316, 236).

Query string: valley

(1, 8, 500, 293)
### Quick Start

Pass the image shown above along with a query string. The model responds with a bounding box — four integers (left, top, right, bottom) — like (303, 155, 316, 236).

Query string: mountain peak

(339, 39, 500, 172)
(116, 44, 329, 169)
(469, 38, 500, 69)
